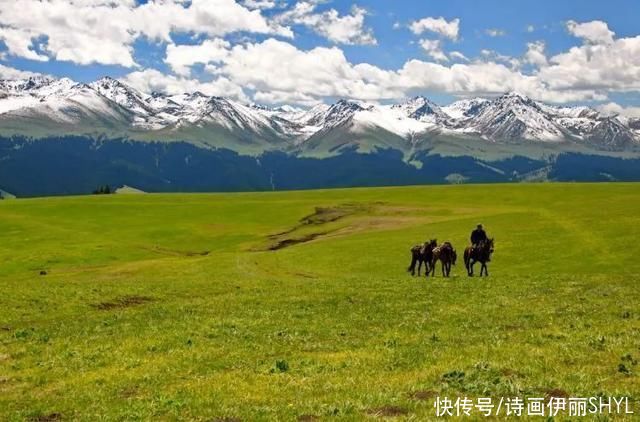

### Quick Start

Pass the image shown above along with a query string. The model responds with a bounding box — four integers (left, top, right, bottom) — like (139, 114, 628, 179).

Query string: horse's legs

(408, 255, 416, 276)
(416, 259, 422, 276)
(468, 260, 475, 276)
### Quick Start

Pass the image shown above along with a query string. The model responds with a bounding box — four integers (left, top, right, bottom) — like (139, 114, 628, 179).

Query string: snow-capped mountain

(461, 92, 566, 142)
(0, 77, 134, 132)
(392, 96, 448, 123)
(0, 75, 639, 155)
(90, 77, 154, 117)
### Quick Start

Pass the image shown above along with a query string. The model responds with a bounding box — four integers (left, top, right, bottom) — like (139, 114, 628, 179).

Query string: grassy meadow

(0, 183, 639, 420)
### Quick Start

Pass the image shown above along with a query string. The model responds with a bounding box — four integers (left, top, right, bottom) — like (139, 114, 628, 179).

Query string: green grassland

(0, 183, 639, 420)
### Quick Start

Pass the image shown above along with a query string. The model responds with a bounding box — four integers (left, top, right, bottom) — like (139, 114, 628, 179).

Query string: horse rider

(470, 223, 488, 248)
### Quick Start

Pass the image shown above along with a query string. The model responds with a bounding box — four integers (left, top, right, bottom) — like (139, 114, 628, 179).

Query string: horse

(430, 241, 456, 277)
(407, 239, 437, 276)
(464, 238, 494, 277)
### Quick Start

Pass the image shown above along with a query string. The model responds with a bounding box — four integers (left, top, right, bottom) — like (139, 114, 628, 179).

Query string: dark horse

(430, 242, 457, 277)
(464, 238, 494, 276)
(408, 239, 437, 276)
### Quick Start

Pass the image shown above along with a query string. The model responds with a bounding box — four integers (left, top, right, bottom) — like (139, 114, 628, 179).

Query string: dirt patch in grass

(545, 388, 569, 399)
(291, 271, 318, 279)
(499, 368, 522, 377)
(92, 295, 154, 311)
(30, 413, 63, 422)
(119, 386, 140, 398)
(366, 405, 408, 417)
(300, 204, 367, 225)
(259, 202, 424, 251)
(272, 206, 353, 236)
(268, 204, 367, 236)
(267, 232, 331, 251)
(258, 204, 369, 251)
(410, 390, 437, 401)
(143, 246, 210, 257)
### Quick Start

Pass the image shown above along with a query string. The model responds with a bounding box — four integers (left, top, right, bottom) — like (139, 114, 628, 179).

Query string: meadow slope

(0, 183, 639, 420)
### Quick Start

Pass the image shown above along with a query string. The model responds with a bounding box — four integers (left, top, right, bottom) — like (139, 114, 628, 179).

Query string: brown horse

(464, 238, 494, 276)
(408, 239, 437, 276)
(430, 241, 457, 277)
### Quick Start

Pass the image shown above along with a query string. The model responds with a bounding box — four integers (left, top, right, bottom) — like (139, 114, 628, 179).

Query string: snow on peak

(0, 76, 637, 148)
(90, 77, 152, 116)
(441, 98, 489, 119)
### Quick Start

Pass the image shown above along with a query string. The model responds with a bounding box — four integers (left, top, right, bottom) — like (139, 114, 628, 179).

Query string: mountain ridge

(1, 75, 639, 158)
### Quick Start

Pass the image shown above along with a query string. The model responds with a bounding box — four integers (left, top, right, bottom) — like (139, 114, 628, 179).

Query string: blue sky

(1, 0, 639, 113)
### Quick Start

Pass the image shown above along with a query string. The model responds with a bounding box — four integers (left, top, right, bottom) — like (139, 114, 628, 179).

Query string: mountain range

(1, 75, 640, 196)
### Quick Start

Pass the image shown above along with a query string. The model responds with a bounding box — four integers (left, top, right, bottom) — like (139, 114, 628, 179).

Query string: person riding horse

(470, 224, 488, 248)
(465, 224, 494, 276)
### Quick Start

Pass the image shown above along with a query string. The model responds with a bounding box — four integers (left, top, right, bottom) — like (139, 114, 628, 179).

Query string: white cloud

(253, 90, 322, 107)
(419, 39, 448, 62)
(143, 34, 618, 106)
(524, 41, 548, 67)
(395, 59, 604, 103)
(449, 51, 468, 61)
(0, 28, 49, 62)
(175, 37, 601, 105)
(596, 102, 640, 118)
(242, 0, 280, 10)
(485, 28, 506, 37)
(480, 49, 521, 69)
(538, 34, 640, 93)
(567, 20, 615, 45)
(215, 39, 399, 101)
(409, 17, 460, 40)
(0, 0, 292, 67)
(526, 25, 535, 33)
(5, 6, 633, 108)
(277, 2, 376, 45)
(0, 64, 47, 79)
(165, 39, 231, 77)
